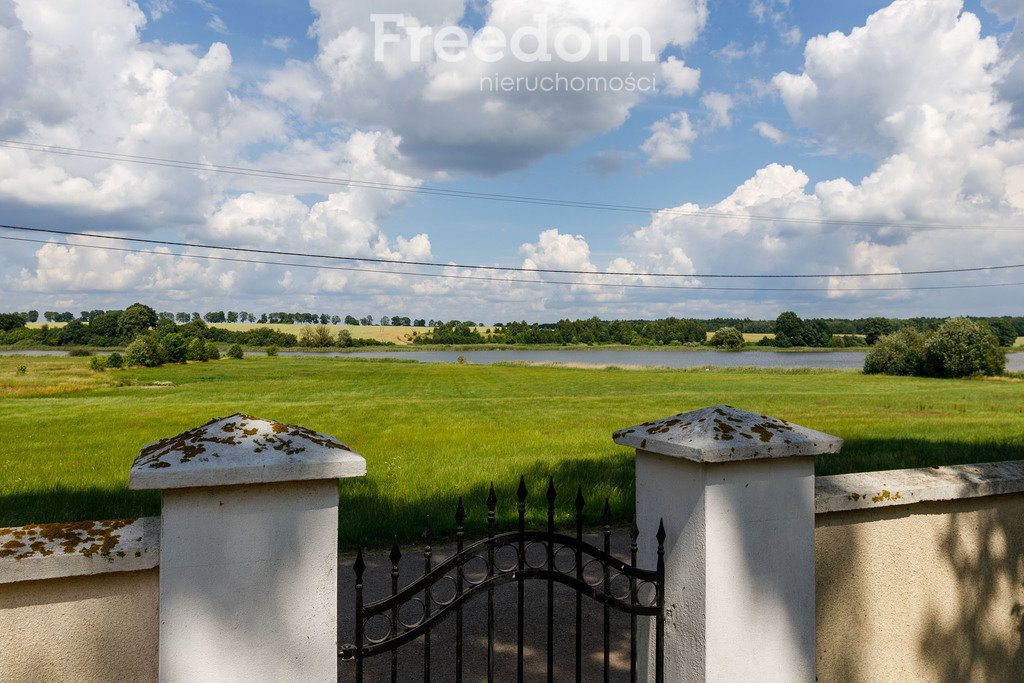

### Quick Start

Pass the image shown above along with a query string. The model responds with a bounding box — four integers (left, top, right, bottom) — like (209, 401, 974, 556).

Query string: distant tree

(191, 312, 201, 321)
(27, 310, 38, 323)
(204, 311, 226, 323)
(43, 312, 56, 322)
(864, 329, 931, 376)
(925, 318, 1005, 378)
(299, 325, 335, 347)
(331, 315, 341, 325)
(988, 319, 1018, 348)
(124, 335, 166, 367)
(88, 312, 121, 342)
(186, 337, 208, 362)
(175, 312, 190, 323)
(161, 333, 188, 363)
(864, 318, 896, 346)
(158, 311, 175, 322)
(117, 303, 158, 341)
(320, 314, 330, 325)
(58, 320, 89, 346)
(710, 327, 745, 350)
(227, 311, 239, 323)
(380, 316, 391, 326)
(0, 313, 27, 332)
(360, 315, 373, 326)
(259, 313, 268, 324)
(344, 315, 359, 325)
(413, 319, 426, 327)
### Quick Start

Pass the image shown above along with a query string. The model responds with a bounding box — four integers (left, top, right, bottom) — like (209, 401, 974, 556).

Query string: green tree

(864, 329, 931, 376)
(336, 329, 353, 348)
(0, 313, 27, 332)
(205, 342, 220, 360)
(117, 303, 158, 341)
(987, 319, 1018, 348)
(105, 352, 124, 368)
(709, 327, 745, 350)
(161, 333, 188, 363)
(186, 337, 208, 361)
(924, 318, 1005, 378)
(864, 318, 896, 345)
(227, 344, 244, 359)
(124, 335, 166, 367)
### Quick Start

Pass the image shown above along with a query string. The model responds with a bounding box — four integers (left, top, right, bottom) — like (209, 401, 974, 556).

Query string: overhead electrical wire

(3, 234, 1023, 294)
(2, 223, 1022, 280)
(3, 139, 1024, 233)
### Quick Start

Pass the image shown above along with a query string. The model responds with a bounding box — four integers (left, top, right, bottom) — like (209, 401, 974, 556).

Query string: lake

(5, 348, 1024, 371)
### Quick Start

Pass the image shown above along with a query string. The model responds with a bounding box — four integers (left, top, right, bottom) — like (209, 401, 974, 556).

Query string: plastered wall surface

(816, 494, 1024, 682)
(0, 569, 158, 682)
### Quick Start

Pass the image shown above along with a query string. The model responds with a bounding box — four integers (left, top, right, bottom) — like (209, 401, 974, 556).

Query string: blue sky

(1, 0, 1022, 321)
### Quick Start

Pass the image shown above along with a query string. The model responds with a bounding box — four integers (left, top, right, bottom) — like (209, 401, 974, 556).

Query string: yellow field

(1016, 337, 1024, 347)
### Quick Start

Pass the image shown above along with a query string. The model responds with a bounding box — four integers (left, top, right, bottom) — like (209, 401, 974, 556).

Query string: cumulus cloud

(642, 112, 698, 165)
(273, 0, 709, 174)
(701, 91, 733, 129)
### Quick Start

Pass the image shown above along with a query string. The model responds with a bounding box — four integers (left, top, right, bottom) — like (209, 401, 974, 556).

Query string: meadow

(1, 354, 1022, 549)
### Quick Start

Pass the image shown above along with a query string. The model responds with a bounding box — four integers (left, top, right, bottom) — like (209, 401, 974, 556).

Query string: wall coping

(815, 460, 1024, 514)
(0, 517, 159, 584)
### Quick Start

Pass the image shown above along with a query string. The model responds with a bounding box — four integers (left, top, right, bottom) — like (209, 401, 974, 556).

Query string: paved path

(338, 527, 643, 681)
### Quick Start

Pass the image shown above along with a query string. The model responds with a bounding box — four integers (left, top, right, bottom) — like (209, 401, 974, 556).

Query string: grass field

(2, 355, 1022, 549)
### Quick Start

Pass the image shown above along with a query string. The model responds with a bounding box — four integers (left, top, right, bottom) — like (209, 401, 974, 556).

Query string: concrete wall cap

(815, 460, 1024, 513)
(0, 517, 159, 584)
(613, 404, 842, 462)
(129, 414, 366, 490)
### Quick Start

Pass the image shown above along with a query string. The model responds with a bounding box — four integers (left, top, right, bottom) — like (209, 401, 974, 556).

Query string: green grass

(1, 355, 1022, 550)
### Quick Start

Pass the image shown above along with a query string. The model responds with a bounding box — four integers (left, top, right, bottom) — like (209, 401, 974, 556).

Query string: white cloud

(701, 91, 733, 129)
(750, 0, 801, 46)
(263, 36, 292, 51)
(712, 40, 764, 64)
(641, 112, 698, 165)
(660, 56, 700, 96)
(753, 121, 786, 144)
(281, 0, 709, 174)
(207, 13, 227, 34)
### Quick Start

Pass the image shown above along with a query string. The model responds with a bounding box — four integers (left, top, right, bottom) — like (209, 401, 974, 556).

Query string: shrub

(205, 342, 221, 360)
(336, 329, 353, 348)
(924, 318, 1005, 378)
(161, 333, 188, 364)
(864, 329, 930, 376)
(827, 336, 845, 348)
(124, 335, 166, 367)
(89, 356, 106, 371)
(299, 324, 335, 347)
(106, 352, 124, 369)
(709, 327, 745, 350)
(227, 344, 244, 359)
(16, 365, 26, 375)
(186, 337, 208, 362)
(68, 348, 93, 357)
(266, 345, 279, 357)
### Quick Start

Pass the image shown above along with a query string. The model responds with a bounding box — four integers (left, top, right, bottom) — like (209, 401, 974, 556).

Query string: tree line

(8, 309, 460, 327)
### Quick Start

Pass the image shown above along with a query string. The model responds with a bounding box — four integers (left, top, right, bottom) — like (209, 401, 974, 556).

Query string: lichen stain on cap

(0, 519, 135, 561)
(134, 413, 352, 470)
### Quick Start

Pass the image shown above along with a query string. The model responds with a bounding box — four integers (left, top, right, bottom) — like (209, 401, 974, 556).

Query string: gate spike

(546, 477, 556, 505)
(602, 498, 612, 527)
(629, 516, 640, 543)
(353, 547, 366, 582)
(389, 536, 402, 568)
(517, 475, 528, 502)
(486, 482, 497, 512)
(575, 485, 585, 514)
(455, 496, 466, 526)
(656, 518, 667, 546)
(423, 516, 433, 547)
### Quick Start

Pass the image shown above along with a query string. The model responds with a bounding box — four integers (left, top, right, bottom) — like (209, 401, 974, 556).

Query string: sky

(1, 0, 1023, 322)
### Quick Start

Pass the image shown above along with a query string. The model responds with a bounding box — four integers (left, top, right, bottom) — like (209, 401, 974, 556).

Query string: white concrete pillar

(129, 414, 365, 683)
(613, 405, 842, 682)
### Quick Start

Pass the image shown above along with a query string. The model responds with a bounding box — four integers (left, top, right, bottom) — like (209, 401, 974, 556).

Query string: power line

(2, 223, 1022, 280)
(4, 139, 1024, 232)
(5, 234, 1023, 294)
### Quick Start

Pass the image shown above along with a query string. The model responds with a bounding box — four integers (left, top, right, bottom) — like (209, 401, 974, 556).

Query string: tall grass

(1, 355, 1021, 550)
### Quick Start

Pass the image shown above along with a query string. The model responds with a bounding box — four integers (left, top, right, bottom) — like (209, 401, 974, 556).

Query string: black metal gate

(339, 477, 665, 682)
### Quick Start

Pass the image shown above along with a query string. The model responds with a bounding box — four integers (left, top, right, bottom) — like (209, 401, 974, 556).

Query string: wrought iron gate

(339, 477, 665, 682)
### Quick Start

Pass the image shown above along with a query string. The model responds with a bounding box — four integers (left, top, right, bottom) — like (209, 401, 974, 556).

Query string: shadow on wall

(817, 455, 1024, 681)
